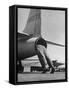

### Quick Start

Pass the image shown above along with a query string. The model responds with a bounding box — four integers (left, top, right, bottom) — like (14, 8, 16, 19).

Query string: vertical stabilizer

(23, 9, 41, 37)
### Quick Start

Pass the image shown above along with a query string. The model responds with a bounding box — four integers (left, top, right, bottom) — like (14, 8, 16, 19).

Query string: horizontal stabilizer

(46, 40, 65, 47)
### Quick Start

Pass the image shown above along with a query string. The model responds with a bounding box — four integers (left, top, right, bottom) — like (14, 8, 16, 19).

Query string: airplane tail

(23, 9, 41, 37)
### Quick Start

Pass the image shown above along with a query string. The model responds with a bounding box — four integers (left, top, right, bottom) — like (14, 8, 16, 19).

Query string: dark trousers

(36, 45, 54, 69)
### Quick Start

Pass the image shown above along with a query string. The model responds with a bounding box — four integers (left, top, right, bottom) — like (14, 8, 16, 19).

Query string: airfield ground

(18, 72, 65, 82)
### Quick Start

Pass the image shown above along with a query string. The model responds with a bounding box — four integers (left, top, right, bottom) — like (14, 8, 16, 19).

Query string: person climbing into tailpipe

(36, 37, 55, 73)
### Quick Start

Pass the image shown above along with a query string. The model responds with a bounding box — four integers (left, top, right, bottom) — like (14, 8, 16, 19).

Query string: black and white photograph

(9, 5, 67, 85)
(17, 6, 67, 82)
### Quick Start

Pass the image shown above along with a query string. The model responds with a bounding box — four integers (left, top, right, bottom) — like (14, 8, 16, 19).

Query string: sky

(18, 8, 65, 63)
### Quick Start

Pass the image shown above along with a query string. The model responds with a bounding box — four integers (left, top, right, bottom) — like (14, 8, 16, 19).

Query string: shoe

(42, 68, 47, 73)
(50, 67, 55, 74)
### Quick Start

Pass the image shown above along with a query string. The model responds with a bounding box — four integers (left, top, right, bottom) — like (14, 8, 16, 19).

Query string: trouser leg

(36, 45, 47, 69)
(43, 47, 55, 73)
(43, 47, 54, 68)
(37, 50, 46, 68)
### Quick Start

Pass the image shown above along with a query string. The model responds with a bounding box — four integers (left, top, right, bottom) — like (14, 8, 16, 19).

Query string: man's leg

(36, 45, 47, 73)
(43, 47, 55, 73)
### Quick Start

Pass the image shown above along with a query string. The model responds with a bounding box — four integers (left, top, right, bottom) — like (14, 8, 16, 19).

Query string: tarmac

(18, 72, 65, 82)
